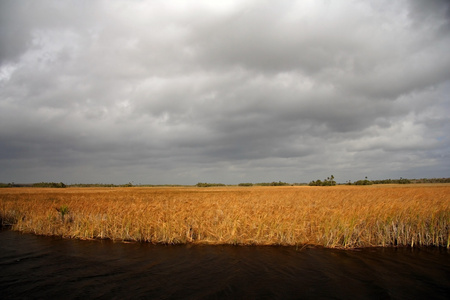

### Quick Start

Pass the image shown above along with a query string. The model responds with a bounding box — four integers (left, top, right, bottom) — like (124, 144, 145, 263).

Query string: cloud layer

(1, 0, 449, 184)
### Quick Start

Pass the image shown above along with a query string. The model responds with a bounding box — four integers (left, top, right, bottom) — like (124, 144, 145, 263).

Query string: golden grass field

(0, 185, 449, 248)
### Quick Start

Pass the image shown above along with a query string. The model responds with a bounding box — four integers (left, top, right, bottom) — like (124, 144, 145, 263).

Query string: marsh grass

(0, 185, 448, 248)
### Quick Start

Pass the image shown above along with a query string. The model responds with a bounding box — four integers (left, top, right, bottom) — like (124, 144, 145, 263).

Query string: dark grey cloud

(0, 0, 449, 184)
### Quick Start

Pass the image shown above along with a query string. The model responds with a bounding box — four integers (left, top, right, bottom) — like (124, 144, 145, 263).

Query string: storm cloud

(1, 0, 449, 184)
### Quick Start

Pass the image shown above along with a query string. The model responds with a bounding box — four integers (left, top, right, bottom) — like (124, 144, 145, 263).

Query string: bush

(255, 181, 290, 186)
(354, 180, 373, 185)
(196, 182, 226, 187)
(32, 182, 66, 188)
(309, 175, 336, 186)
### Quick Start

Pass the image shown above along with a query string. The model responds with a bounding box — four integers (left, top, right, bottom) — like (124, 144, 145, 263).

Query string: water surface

(1, 230, 449, 299)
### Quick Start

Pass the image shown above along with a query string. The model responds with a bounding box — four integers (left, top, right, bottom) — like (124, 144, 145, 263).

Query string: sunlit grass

(0, 185, 449, 248)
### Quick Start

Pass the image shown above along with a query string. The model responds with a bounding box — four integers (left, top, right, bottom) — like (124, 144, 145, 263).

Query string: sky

(1, 0, 449, 185)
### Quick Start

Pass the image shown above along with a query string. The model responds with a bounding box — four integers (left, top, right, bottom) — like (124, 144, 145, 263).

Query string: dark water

(1, 230, 449, 299)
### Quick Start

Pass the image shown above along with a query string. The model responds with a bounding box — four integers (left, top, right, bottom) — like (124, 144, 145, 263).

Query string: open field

(0, 185, 449, 248)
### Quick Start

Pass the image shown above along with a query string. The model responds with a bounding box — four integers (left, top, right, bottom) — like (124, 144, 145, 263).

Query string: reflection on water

(1, 230, 449, 299)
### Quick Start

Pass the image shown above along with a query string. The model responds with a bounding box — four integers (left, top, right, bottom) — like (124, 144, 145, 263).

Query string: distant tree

(309, 179, 322, 186)
(354, 179, 372, 185)
(309, 175, 336, 186)
(32, 182, 66, 188)
(196, 182, 226, 187)
(255, 181, 289, 186)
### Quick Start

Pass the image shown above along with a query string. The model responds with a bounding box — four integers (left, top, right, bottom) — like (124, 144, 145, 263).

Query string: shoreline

(2, 228, 450, 251)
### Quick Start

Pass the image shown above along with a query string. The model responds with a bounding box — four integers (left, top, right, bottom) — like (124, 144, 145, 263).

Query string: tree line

(1, 177, 450, 188)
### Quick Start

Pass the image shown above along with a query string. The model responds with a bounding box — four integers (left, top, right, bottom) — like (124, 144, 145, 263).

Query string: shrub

(354, 180, 373, 185)
(309, 175, 336, 186)
(196, 182, 226, 187)
(255, 181, 289, 186)
(32, 182, 66, 188)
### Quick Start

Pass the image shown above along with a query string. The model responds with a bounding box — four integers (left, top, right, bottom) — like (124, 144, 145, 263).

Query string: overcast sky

(1, 0, 449, 185)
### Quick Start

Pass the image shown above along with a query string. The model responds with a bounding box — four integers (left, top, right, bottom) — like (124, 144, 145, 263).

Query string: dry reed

(0, 185, 449, 248)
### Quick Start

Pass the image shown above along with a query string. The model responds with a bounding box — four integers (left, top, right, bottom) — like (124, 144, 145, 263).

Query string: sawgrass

(0, 185, 448, 248)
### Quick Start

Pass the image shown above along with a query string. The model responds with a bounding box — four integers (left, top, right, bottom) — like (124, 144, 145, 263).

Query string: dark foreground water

(1, 230, 449, 299)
